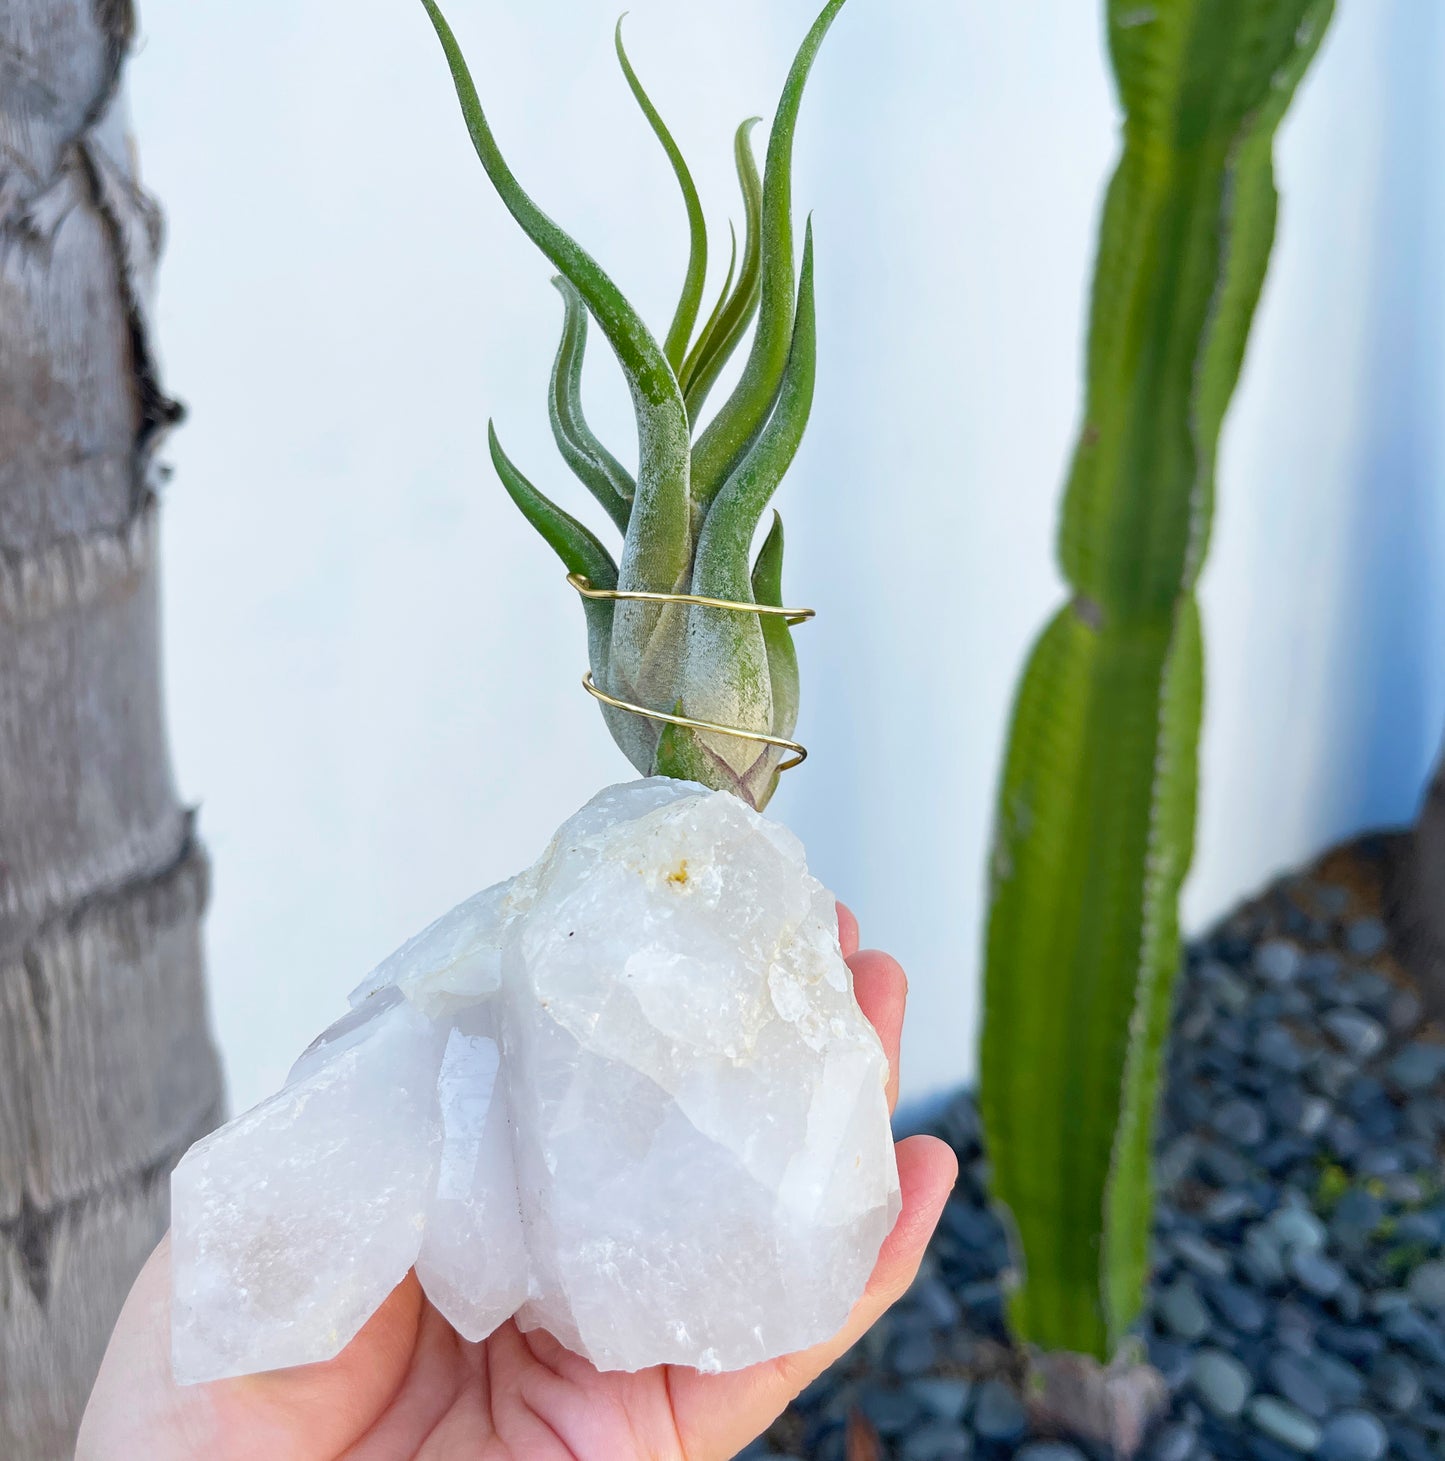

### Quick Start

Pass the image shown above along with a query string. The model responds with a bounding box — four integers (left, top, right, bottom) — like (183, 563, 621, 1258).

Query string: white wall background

(128, 1, 1445, 1114)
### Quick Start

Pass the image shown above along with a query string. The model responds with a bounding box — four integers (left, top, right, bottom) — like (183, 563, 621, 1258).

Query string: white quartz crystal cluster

(172, 779, 900, 1382)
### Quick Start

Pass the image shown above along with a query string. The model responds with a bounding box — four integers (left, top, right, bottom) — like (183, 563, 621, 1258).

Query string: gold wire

(568, 572, 815, 772)
(581, 673, 808, 772)
(567, 572, 816, 627)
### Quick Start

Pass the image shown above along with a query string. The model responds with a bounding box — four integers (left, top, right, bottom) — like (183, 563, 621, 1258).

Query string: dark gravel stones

(971, 1379, 1027, 1445)
(758, 866, 1445, 1461)
(1316, 1409, 1388, 1461)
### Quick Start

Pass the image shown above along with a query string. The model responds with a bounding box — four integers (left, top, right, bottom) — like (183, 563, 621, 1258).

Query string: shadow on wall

(1333, 0, 1445, 829)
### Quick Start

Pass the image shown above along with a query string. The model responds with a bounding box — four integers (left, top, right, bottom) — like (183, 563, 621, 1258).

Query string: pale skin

(78, 907, 958, 1461)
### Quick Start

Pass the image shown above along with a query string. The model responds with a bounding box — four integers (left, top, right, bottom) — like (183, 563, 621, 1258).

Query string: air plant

(422, 0, 843, 811)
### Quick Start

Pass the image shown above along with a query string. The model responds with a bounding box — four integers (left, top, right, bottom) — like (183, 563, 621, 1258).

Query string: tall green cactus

(980, 0, 1333, 1360)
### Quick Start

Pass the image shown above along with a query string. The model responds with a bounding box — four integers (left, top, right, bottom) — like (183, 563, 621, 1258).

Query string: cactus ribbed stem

(980, 0, 1334, 1359)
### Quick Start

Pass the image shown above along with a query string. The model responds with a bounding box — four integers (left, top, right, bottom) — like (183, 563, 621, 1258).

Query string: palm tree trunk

(1, 2, 224, 1455)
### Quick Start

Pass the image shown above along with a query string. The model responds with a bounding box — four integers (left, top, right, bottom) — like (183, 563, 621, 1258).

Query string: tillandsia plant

(421, 0, 844, 812)
(980, 0, 1335, 1365)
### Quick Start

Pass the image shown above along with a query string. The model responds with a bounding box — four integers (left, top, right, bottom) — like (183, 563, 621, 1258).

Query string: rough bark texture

(1, 2, 224, 1455)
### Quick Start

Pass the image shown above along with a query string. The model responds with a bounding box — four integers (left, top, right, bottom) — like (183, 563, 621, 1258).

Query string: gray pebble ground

(738, 854, 1445, 1461)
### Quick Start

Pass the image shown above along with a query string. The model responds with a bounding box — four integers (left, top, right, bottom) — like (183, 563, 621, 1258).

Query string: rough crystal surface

(172, 998, 446, 1382)
(172, 779, 900, 1380)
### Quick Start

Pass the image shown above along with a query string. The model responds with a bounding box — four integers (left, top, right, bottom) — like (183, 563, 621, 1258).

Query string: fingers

(76, 1240, 183, 1461)
(232, 1273, 424, 1447)
(848, 948, 906, 1114)
(776, 1136, 956, 1379)
(836, 901, 860, 958)
(77, 1236, 426, 1461)
(678, 1134, 957, 1459)
(832, 905, 905, 1114)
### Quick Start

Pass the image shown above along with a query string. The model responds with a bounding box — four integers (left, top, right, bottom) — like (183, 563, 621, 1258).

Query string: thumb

(77, 1235, 423, 1461)
(669, 1133, 958, 1461)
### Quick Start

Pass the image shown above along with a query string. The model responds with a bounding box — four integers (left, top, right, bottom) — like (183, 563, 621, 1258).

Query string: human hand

(77, 905, 957, 1461)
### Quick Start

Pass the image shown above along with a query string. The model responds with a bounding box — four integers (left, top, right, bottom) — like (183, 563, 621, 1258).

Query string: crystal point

(172, 998, 445, 1383)
(173, 780, 899, 1380)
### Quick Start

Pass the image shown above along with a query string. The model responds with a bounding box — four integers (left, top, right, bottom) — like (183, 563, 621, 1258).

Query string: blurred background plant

(979, 0, 1334, 1364)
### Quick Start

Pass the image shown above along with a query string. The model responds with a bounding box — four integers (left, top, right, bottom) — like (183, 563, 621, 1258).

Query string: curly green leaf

(675, 228, 814, 810)
(751, 510, 800, 740)
(615, 16, 708, 374)
(689, 0, 846, 505)
(680, 118, 764, 421)
(681, 221, 738, 397)
(549, 276, 636, 534)
(488, 421, 618, 591)
(693, 222, 816, 602)
(421, 0, 690, 595)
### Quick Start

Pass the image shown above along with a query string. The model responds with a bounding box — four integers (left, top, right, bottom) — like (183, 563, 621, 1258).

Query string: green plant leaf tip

(419, 0, 850, 809)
